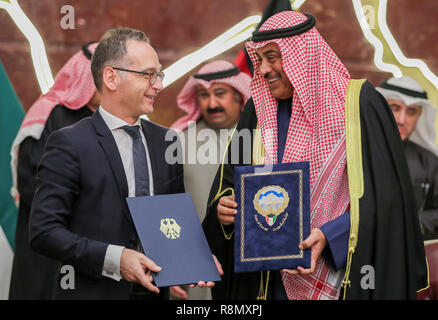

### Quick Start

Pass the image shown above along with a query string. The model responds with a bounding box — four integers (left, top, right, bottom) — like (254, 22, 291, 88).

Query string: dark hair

(91, 27, 150, 91)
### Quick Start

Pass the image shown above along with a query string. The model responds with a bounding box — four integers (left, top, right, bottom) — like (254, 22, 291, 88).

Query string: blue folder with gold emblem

(234, 162, 311, 273)
(126, 193, 221, 287)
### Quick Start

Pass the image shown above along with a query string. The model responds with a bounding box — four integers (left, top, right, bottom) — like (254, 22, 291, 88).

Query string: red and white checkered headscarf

(246, 11, 351, 300)
(171, 60, 251, 131)
(10, 42, 98, 204)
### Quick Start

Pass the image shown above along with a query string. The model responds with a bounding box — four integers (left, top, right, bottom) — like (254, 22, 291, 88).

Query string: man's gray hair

(91, 27, 150, 91)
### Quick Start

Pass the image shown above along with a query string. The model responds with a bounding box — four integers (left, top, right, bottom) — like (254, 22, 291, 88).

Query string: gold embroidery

(341, 79, 366, 299)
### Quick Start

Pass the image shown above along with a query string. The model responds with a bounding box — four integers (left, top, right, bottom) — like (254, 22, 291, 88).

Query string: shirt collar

(98, 106, 142, 131)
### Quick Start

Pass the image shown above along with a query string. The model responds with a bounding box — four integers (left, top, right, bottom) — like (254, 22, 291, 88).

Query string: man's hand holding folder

(217, 194, 238, 226)
(216, 193, 325, 276)
(121, 248, 223, 294)
(282, 228, 327, 276)
(120, 248, 162, 294)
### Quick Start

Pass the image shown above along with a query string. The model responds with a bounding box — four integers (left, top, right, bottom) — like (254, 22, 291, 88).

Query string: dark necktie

(121, 125, 150, 196)
(277, 98, 292, 163)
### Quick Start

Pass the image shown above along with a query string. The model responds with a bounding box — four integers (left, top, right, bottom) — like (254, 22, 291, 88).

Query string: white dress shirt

(98, 106, 154, 281)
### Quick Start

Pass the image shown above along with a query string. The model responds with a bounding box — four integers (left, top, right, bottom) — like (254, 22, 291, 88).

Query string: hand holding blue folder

(126, 193, 222, 287)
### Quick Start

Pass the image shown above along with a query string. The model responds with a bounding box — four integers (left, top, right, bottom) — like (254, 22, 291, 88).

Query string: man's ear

(102, 67, 119, 91)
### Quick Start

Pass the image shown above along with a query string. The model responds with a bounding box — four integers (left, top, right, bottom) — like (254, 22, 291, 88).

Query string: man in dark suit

(29, 27, 217, 299)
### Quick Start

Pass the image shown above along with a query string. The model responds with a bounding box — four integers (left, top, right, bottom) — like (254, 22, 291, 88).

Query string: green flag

(0, 59, 24, 299)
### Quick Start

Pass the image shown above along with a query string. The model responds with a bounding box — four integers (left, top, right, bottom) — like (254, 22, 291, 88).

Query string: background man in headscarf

(377, 76, 438, 240)
(170, 60, 251, 300)
(9, 42, 100, 299)
(203, 11, 428, 300)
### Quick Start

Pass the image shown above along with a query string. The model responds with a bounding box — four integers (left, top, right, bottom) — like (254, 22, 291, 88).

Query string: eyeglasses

(112, 67, 165, 85)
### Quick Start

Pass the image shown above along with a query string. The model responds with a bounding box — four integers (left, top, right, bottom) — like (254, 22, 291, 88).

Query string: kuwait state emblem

(253, 185, 289, 229)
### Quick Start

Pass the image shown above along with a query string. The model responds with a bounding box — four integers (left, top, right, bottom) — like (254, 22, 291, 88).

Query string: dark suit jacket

(29, 110, 184, 299)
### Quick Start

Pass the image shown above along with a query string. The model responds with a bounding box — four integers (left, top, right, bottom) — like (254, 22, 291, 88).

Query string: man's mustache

(264, 72, 281, 80)
(207, 106, 225, 114)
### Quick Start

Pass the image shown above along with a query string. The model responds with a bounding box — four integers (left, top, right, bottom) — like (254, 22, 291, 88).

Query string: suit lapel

(91, 111, 133, 226)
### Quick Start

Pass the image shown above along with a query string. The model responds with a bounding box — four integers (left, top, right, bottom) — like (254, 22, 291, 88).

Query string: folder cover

(234, 162, 311, 273)
(126, 193, 221, 287)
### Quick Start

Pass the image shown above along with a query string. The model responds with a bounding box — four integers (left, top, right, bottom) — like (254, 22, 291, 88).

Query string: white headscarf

(377, 76, 438, 156)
